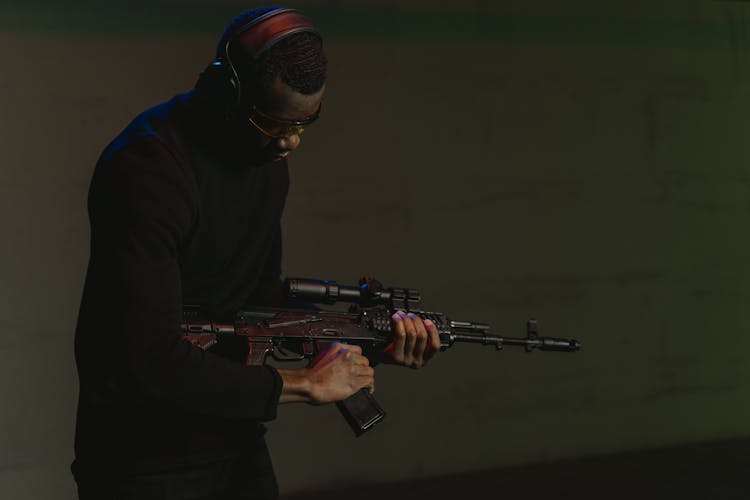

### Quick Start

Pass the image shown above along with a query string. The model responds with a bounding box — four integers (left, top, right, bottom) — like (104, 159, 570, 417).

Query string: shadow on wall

(281, 436, 750, 500)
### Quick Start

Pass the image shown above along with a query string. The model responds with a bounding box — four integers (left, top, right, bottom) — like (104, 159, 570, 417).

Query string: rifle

(181, 277, 581, 436)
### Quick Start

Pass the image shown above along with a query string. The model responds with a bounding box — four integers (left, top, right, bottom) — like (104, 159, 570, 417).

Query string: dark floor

(281, 437, 750, 499)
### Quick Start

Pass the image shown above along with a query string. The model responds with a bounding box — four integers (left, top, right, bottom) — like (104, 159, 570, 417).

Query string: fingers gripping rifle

(181, 277, 580, 436)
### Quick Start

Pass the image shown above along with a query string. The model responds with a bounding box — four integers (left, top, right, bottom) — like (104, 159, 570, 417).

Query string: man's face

(247, 75, 325, 164)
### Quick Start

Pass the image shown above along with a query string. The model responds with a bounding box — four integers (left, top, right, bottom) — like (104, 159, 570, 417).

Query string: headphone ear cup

(195, 59, 239, 118)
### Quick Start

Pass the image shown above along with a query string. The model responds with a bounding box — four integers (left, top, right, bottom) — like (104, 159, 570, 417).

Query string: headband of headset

(226, 7, 319, 60)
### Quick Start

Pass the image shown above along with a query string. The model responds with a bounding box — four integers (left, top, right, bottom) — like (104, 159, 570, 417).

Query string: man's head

(209, 7, 327, 164)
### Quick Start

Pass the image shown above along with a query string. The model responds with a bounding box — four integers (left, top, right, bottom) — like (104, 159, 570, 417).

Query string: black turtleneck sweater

(73, 91, 288, 480)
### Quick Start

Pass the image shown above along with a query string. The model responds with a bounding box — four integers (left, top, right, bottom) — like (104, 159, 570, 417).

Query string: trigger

(302, 341, 315, 357)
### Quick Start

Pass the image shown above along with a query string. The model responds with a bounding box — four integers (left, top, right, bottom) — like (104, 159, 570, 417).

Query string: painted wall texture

(1, 1, 749, 498)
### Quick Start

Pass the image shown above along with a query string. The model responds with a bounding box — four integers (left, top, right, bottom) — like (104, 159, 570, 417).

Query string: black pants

(76, 442, 278, 500)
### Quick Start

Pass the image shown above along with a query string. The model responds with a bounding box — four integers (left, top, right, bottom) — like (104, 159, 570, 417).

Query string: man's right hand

(277, 343, 374, 405)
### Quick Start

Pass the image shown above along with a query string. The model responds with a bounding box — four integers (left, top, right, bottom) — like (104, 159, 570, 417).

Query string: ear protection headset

(196, 7, 319, 117)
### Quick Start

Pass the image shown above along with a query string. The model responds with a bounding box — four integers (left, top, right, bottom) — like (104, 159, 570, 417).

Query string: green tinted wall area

(0, 1, 738, 50)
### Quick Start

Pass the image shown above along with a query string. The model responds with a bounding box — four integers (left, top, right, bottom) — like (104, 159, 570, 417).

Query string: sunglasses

(247, 102, 322, 138)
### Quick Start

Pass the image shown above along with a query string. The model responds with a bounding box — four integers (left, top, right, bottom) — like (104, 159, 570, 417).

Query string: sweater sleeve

(88, 135, 282, 420)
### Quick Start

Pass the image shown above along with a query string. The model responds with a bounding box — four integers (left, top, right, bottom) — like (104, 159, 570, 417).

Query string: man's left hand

(381, 311, 441, 369)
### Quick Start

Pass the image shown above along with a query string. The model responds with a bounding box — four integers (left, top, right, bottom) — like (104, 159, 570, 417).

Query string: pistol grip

(337, 388, 386, 436)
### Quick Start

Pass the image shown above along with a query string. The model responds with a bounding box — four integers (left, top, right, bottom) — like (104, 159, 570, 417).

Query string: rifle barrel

(450, 331, 580, 352)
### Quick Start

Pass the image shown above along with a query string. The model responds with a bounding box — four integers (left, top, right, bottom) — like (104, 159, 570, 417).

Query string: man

(73, 6, 440, 500)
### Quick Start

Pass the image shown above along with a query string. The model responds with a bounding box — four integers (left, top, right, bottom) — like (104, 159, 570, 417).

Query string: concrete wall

(1, 1, 750, 497)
